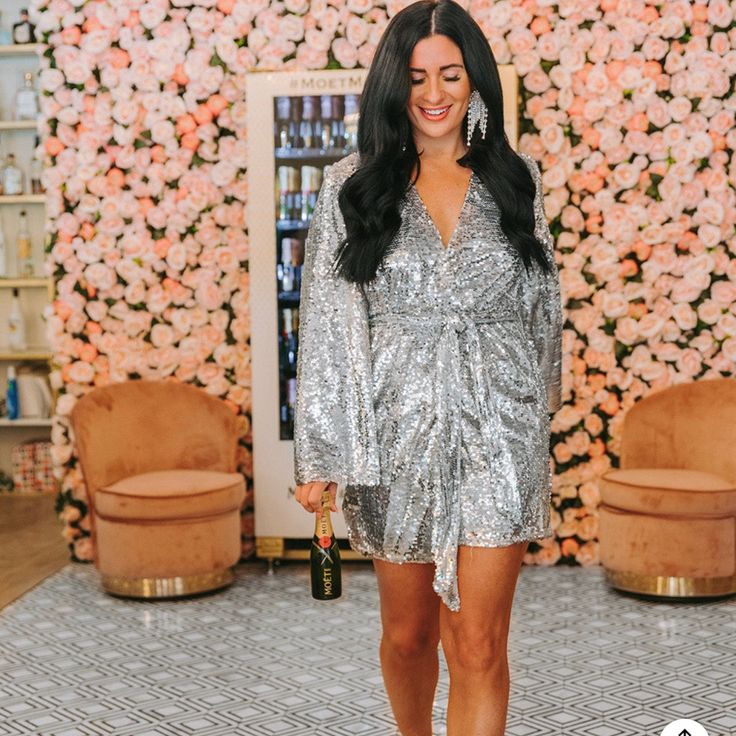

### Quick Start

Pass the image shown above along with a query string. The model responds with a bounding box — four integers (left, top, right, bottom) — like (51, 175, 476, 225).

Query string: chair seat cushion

(600, 468, 736, 517)
(96, 469, 246, 521)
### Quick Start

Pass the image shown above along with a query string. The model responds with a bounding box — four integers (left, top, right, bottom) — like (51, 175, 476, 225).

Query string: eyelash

(411, 76, 461, 85)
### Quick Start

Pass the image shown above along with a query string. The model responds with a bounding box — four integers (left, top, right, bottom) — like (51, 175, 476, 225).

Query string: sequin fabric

(293, 151, 563, 612)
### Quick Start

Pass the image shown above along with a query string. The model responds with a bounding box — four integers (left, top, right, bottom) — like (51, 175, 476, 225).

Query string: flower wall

(34, 0, 736, 566)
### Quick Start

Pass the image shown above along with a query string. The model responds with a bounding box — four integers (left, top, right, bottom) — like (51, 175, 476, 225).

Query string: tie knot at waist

(448, 315, 469, 334)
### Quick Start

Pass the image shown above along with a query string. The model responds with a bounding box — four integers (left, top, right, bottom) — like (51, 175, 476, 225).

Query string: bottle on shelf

(310, 487, 342, 600)
(291, 237, 304, 293)
(277, 166, 291, 221)
(15, 71, 38, 121)
(287, 96, 303, 149)
(289, 167, 302, 220)
(0, 213, 6, 276)
(319, 96, 333, 151)
(300, 165, 323, 222)
(299, 96, 317, 150)
(330, 96, 346, 150)
(30, 136, 43, 194)
(16, 210, 32, 277)
(8, 288, 27, 351)
(277, 166, 302, 222)
(5, 365, 19, 420)
(279, 307, 298, 374)
(274, 96, 291, 149)
(12, 8, 36, 45)
(2, 153, 23, 196)
(279, 238, 296, 292)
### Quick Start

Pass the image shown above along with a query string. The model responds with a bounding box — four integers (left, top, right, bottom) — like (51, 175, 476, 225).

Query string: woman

(293, 1, 563, 733)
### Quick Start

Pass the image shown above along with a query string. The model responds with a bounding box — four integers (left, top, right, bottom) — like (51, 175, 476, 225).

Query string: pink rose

(196, 362, 224, 386)
(331, 37, 359, 68)
(345, 16, 368, 47)
(84, 263, 116, 291)
(346, 0, 372, 11)
(151, 324, 175, 348)
(721, 338, 736, 363)
(507, 28, 535, 55)
(67, 361, 95, 384)
(676, 348, 703, 378)
(195, 281, 225, 311)
(697, 300, 723, 325)
(304, 27, 331, 52)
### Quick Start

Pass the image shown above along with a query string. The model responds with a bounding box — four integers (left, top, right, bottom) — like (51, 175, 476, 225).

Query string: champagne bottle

(2, 153, 23, 196)
(8, 288, 27, 351)
(16, 210, 32, 276)
(12, 8, 36, 44)
(310, 488, 342, 600)
(15, 71, 38, 120)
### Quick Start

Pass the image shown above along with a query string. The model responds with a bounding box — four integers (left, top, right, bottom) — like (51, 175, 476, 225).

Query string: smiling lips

(419, 105, 450, 121)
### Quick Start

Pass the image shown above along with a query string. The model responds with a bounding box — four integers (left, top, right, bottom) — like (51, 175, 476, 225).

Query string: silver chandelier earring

(466, 89, 488, 146)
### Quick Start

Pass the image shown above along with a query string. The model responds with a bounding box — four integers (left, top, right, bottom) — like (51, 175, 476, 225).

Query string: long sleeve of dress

(519, 152, 563, 414)
(293, 162, 382, 500)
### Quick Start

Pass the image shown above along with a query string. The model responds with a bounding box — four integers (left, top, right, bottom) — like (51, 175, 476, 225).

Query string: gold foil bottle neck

(314, 488, 335, 536)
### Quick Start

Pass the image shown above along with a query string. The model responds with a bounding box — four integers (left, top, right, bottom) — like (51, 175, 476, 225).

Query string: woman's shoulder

(517, 151, 541, 181)
(323, 151, 361, 185)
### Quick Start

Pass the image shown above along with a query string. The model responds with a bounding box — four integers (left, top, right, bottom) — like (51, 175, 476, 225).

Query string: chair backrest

(69, 380, 240, 502)
(620, 378, 736, 483)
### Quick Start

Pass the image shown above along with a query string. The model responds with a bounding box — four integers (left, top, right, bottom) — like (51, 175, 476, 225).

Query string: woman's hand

(295, 481, 338, 516)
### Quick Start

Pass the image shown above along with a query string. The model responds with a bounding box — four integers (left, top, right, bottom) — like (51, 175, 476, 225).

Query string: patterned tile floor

(0, 561, 734, 736)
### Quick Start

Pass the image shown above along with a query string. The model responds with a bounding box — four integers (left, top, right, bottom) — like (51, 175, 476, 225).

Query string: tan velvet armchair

(599, 378, 736, 598)
(70, 380, 246, 598)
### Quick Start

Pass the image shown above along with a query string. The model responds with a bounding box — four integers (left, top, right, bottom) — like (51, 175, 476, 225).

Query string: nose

(423, 75, 444, 104)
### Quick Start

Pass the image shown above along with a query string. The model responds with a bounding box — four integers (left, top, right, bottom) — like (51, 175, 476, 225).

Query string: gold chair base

(101, 569, 235, 599)
(606, 569, 736, 598)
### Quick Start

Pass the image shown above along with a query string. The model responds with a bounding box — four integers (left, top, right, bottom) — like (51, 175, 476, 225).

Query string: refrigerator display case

(246, 67, 520, 561)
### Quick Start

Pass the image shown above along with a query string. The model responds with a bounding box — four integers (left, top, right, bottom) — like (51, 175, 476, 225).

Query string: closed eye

(410, 76, 461, 85)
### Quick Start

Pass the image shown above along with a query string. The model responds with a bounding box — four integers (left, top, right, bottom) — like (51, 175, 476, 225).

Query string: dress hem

(347, 525, 555, 565)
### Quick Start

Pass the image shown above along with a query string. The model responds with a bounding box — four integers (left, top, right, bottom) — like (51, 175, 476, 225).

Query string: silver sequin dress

(294, 151, 562, 612)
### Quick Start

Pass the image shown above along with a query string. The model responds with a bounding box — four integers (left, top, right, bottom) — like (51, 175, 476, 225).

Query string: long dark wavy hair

(332, 0, 553, 284)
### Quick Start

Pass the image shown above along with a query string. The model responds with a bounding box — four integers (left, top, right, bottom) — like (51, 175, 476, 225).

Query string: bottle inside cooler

(300, 96, 317, 150)
(273, 91, 361, 438)
(274, 96, 290, 149)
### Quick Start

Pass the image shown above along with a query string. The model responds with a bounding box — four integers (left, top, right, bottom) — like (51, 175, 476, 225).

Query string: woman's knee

(382, 623, 440, 659)
(373, 559, 441, 658)
(441, 623, 508, 673)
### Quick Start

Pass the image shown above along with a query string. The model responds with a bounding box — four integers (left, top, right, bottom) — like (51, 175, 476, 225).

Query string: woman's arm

(519, 152, 563, 414)
(293, 160, 381, 495)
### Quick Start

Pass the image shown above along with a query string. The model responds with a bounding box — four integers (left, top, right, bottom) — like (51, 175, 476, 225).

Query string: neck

(412, 131, 468, 163)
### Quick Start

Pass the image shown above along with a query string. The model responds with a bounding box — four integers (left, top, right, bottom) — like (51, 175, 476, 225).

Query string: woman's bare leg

(440, 541, 529, 736)
(372, 558, 441, 736)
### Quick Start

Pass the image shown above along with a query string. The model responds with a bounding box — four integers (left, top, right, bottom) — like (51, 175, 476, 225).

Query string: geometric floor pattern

(0, 561, 734, 736)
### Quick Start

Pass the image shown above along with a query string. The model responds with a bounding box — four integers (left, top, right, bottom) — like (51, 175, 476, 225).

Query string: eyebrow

(409, 64, 464, 72)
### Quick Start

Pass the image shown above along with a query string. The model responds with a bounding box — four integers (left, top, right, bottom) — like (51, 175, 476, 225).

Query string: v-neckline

(410, 170, 475, 250)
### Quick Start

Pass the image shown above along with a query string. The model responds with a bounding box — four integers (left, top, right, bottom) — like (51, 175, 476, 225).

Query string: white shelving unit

(0, 20, 52, 486)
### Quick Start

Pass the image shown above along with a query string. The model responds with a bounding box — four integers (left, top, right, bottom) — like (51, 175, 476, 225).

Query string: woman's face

(406, 34, 472, 149)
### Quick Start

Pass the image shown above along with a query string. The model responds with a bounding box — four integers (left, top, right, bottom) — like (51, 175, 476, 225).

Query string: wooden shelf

(0, 120, 37, 131)
(0, 417, 52, 427)
(0, 194, 45, 205)
(0, 44, 41, 57)
(0, 349, 50, 361)
(0, 278, 51, 289)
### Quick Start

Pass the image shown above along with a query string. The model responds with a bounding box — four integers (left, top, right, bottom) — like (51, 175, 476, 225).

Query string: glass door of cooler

(246, 70, 368, 547)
